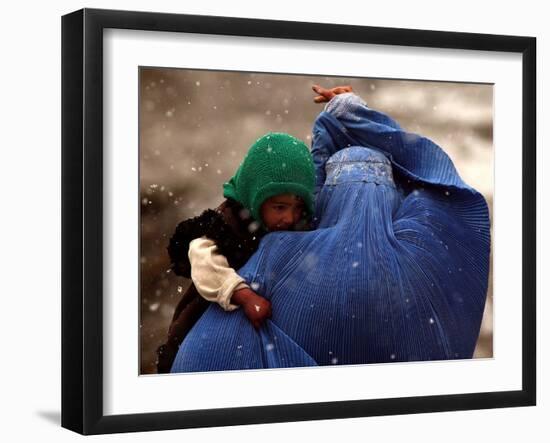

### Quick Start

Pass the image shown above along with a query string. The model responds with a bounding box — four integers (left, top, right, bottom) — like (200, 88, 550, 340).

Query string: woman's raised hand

(312, 84, 353, 103)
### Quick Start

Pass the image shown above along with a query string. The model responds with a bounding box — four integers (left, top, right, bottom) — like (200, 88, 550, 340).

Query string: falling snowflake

(149, 302, 160, 312)
(429, 318, 435, 324)
(248, 221, 260, 233)
(265, 343, 275, 352)
(177, 286, 183, 293)
(251, 282, 260, 291)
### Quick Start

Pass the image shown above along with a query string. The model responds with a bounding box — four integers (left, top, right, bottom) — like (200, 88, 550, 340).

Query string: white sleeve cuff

(218, 276, 247, 311)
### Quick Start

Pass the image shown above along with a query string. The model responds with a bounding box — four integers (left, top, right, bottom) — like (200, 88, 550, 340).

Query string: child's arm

(189, 237, 272, 328)
(188, 237, 245, 311)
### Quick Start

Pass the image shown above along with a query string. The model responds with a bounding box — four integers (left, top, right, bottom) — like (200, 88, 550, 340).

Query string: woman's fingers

(333, 85, 353, 94)
(312, 84, 325, 95)
(312, 85, 333, 102)
(312, 84, 354, 103)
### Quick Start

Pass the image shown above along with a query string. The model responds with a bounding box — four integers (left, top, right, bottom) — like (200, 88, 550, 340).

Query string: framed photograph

(61, 8, 536, 435)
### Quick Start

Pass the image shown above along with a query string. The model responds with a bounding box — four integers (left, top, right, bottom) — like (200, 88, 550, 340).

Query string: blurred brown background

(139, 68, 493, 374)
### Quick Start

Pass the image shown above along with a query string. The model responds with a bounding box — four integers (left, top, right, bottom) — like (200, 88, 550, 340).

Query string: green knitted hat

(223, 132, 315, 224)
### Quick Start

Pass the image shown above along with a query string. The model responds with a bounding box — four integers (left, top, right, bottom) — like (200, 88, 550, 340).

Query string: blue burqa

(171, 93, 491, 372)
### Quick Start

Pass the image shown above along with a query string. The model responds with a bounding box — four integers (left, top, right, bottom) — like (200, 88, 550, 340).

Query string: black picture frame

(61, 8, 536, 435)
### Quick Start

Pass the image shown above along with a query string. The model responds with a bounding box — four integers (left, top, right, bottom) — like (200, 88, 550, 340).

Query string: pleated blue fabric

(170, 93, 490, 373)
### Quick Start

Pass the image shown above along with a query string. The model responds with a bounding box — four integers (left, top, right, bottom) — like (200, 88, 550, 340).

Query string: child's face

(260, 194, 305, 231)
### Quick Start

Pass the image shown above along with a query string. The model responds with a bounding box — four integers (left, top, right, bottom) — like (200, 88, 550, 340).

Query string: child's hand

(231, 287, 272, 330)
(312, 84, 353, 103)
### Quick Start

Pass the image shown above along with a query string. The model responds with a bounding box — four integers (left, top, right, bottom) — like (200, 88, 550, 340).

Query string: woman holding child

(163, 85, 490, 373)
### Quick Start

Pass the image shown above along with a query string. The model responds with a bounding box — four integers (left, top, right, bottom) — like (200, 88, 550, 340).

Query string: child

(157, 132, 315, 373)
